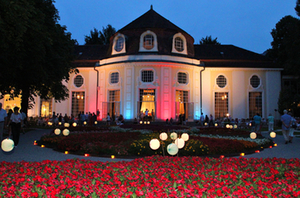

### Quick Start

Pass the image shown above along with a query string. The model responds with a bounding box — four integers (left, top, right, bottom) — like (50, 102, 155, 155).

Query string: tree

(84, 24, 116, 45)
(296, 0, 300, 17)
(199, 36, 221, 45)
(0, 0, 77, 115)
(267, 15, 300, 75)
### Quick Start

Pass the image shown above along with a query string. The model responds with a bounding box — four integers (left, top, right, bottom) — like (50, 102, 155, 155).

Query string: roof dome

(107, 7, 195, 57)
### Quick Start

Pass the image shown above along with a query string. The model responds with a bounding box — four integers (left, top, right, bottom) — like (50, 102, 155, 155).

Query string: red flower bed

(0, 156, 299, 197)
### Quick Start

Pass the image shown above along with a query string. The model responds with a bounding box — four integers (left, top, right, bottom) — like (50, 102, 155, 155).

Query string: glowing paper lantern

(250, 132, 257, 139)
(204, 122, 208, 126)
(65, 151, 69, 154)
(167, 143, 178, 155)
(215, 123, 218, 127)
(270, 131, 276, 138)
(159, 132, 168, 141)
(274, 143, 277, 147)
(111, 155, 115, 159)
(1, 139, 14, 152)
(83, 121, 87, 125)
(54, 128, 61, 135)
(181, 133, 189, 141)
(149, 139, 160, 150)
(72, 122, 77, 127)
(144, 121, 147, 124)
(230, 125, 233, 129)
(64, 123, 70, 127)
(58, 122, 62, 125)
(226, 124, 230, 128)
(140, 121, 143, 124)
(147, 121, 150, 124)
(48, 122, 52, 126)
(234, 124, 237, 129)
(175, 138, 185, 149)
(94, 121, 98, 125)
(63, 129, 70, 136)
(170, 132, 177, 140)
(240, 153, 245, 156)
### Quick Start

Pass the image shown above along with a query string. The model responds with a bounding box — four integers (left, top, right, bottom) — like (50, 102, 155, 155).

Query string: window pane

(214, 92, 228, 118)
(216, 75, 226, 88)
(74, 75, 84, 88)
(175, 37, 184, 52)
(109, 90, 120, 102)
(141, 70, 154, 82)
(115, 37, 124, 52)
(110, 72, 119, 84)
(143, 34, 154, 50)
(249, 92, 262, 118)
(250, 75, 260, 88)
(178, 72, 187, 84)
(72, 92, 85, 117)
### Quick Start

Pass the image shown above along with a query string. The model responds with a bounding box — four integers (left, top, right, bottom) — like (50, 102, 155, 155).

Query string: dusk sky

(54, 1, 298, 54)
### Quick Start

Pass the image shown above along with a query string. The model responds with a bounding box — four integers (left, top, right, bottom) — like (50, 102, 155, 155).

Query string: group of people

(199, 113, 214, 126)
(106, 113, 124, 126)
(0, 103, 26, 148)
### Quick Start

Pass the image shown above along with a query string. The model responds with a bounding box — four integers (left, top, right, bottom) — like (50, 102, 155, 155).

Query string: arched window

(216, 75, 227, 88)
(74, 75, 84, 88)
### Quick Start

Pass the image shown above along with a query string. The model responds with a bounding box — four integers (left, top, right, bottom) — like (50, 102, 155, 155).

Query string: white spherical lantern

(72, 122, 77, 127)
(226, 124, 230, 128)
(149, 139, 160, 150)
(63, 129, 70, 136)
(175, 138, 185, 149)
(181, 133, 189, 141)
(1, 139, 14, 152)
(170, 132, 177, 140)
(159, 132, 168, 141)
(250, 132, 257, 139)
(83, 121, 87, 125)
(167, 143, 178, 155)
(234, 124, 237, 129)
(54, 128, 61, 135)
(64, 123, 70, 128)
(270, 131, 276, 138)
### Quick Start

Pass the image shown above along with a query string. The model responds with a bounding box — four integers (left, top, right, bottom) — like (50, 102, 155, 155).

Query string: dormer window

(172, 33, 187, 55)
(112, 33, 126, 55)
(115, 37, 124, 52)
(144, 35, 154, 50)
(175, 37, 184, 52)
(139, 30, 158, 52)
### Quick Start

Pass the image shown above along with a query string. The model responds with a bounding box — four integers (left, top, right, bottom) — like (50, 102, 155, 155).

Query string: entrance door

(138, 89, 156, 121)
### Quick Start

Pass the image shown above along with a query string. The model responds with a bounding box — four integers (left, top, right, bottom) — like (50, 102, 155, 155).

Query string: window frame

(110, 72, 119, 84)
(216, 75, 227, 88)
(74, 75, 84, 88)
(141, 70, 154, 83)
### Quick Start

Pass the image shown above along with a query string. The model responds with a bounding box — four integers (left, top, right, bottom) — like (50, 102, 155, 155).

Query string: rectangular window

(249, 92, 262, 118)
(72, 91, 85, 117)
(141, 70, 154, 82)
(214, 92, 229, 119)
(40, 99, 52, 117)
(175, 90, 189, 120)
(177, 72, 187, 84)
(110, 72, 119, 84)
(109, 90, 120, 102)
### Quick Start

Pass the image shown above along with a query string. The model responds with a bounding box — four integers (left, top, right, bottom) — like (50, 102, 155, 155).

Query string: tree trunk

(20, 86, 30, 117)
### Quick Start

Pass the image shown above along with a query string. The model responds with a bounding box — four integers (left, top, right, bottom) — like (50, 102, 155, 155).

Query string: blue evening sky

(54, 0, 298, 54)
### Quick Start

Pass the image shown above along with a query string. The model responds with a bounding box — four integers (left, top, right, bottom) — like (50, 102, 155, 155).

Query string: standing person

(289, 112, 297, 143)
(106, 113, 111, 126)
(0, 103, 7, 141)
(281, 110, 292, 144)
(200, 113, 204, 126)
(209, 114, 214, 126)
(267, 113, 274, 132)
(253, 113, 262, 134)
(7, 107, 23, 147)
(145, 109, 149, 121)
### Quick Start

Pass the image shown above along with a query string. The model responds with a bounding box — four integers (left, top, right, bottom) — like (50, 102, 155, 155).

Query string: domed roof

(107, 6, 195, 57)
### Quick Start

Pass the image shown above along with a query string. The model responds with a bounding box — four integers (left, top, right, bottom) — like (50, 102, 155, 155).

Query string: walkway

(0, 129, 299, 162)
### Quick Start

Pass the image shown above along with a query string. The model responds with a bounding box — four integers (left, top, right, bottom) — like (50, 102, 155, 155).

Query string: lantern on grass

(94, 121, 98, 125)
(54, 128, 61, 135)
(181, 133, 189, 141)
(226, 124, 230, 128)
(167, 143, 178, 155)
(170, 132, 177, 140)
(83, 121, 87, 125)
(72, 122, 77, 127)
(149, 139, 160, 150)
(48, 122, 52, 126)
(64, 123, 70, 128)
(147, 121, 150, 124)
(230, 125, 233, 129)
(175, 138, 185, 149)
(270, 131, 276, 138)
(234, 124, 237, 129)
(58, 122, 62, 125)
(215, 123, 218, 127)
(159, 132, 168, 141)
(111, 155, 115, 159)
(204, 122, 208, 126)
(144, 121, 147, 124)
(1, 138, 14, 152)
(63, 129, 70, 136)
(250, 132, 257, 139)
(139, 121, 143, 124)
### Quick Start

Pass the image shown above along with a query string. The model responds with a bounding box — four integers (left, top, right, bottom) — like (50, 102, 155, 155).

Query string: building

(1, 7, 282, 122)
